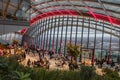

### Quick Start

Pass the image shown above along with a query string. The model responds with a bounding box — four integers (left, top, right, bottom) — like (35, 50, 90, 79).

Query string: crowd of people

(22, 48, 81, 70)
(94, 58, 120, 72)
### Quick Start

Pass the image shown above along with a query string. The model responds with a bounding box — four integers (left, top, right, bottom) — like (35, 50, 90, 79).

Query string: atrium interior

(0, 0, 120, 79)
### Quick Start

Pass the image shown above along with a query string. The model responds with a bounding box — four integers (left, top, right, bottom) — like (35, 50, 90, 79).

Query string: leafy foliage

(80, 65, 96, 80)
(67, 43, 81, 60)
(14, 71, 31, 80)
(13, 39, 19, 45)
(0, 56, 31, 80)
(0, 55, 120, 80)
(102, 68, 120, 80)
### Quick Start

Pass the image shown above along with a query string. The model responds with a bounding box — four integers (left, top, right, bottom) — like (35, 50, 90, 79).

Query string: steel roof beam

(81, 0, 98, 19)
(98, 0, 114, 24)
(31, 2, 56, 17)
(46, 0, 64, 15)
(0, 1, 17, 8)
(30, 4, 120, 17)
(14, 0, 23, 16)
(84, 0, 120, 7)
(32, 0, 120, 8)
(68, 0, 84, 16)
(3, 0, 10, 20)
(0, 9, 18, 20)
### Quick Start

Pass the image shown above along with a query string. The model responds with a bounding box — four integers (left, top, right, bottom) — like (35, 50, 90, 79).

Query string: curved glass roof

(29, 0, 120, 26)
(0, 0, 120, 26)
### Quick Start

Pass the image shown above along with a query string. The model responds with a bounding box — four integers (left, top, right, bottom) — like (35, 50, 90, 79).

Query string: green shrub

(1, 55, 120, 80)
(80, 65, 96, 80)
(102, 68, 120, 80)
(93, 75, 103, 80)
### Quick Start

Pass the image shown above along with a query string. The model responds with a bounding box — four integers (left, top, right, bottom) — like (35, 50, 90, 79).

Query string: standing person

(44, 57, 50, 69)
(111, 60, 115, 67)
(58, 48, 61, 56)
(27, 59, 31, 66)
(49, 51, 54, 59)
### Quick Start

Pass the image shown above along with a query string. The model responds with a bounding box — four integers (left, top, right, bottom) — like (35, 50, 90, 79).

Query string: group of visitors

(94, 58, 120, 72)
(27, 57, 50, 69)
(24, 48, 80, 70)
(1, 43, 120, 71)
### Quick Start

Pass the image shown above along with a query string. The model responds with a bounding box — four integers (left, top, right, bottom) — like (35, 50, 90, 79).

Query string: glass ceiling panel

(85, 1, 120, 12)
(0, 1, 6, 10)
(0, 0, 30, 21)
(108, 12, 120, 19)
(32, 0, 50, 4)
(35, 1, 119, 15)
(7, 6, 16, 15)
(34, 6, 112, 18)
(103, 4, 120, 12)
(31, 9, 35, 14)
(41, 8, 56, 13)
(36, 5, 43, 9)
(0, 0, 120, 23)
(31, 12, 39, 19)
(10, 0, 19, 7)
(32, 1, 120, 18)
(35, 1, 85, 8)
(101, 0, 120, 4)
(59, 1, 84, 6)
(20, 1, 30, 11)
(84, 1, 101, 8)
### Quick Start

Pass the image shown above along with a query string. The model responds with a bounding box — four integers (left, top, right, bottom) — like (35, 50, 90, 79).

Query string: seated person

(55, 60, 66, 67)
(61, 60, 66, 67)
(39, 58, 45, 66)
(68, 62, 74, 70)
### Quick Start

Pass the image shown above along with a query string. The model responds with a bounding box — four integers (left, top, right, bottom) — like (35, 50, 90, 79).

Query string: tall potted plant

(67, 43, 82, 62)
(13, 39, 19, 46)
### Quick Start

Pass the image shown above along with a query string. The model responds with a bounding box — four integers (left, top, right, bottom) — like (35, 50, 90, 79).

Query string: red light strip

(30, 10, 78, 26)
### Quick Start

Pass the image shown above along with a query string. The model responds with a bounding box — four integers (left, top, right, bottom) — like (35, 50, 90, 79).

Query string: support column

(49, 17, 53, 50)
(75, 17, 78, 46)
(70, 17, 73, 43)
(64, 16, 69, 56)
(101, 21, 104, 61)
(87, 18, 90, 49)
(43, 18, 47, 50)
(93, 20, 97, 65)
(56, 16, 60, 54)
(46, 18, 50, 51)
(107, 25, 112, 64)
(60, 16, 64, 54)
(80, 17, 84, 62)
(40, 19, 44, 50)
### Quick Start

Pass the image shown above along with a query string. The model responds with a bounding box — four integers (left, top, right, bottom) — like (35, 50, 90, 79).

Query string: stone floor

(21, 53, 69, 70)
(21, 53, 119, 75)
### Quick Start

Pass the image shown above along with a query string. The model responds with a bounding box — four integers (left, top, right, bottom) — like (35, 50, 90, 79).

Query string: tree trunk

(79, 54, 82, 62)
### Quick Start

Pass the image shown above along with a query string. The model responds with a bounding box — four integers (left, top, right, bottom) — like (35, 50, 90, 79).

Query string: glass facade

(0, 32, 23, 45)
(24, 15, 120, 62)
